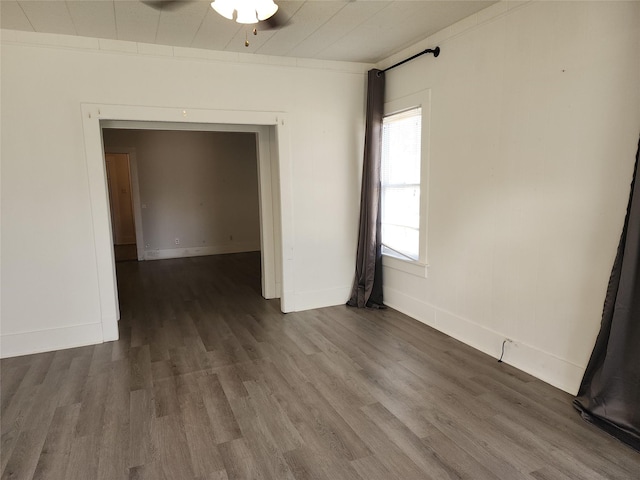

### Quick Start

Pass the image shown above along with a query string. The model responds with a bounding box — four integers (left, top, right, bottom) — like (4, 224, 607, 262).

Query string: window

(381, 107, 422, 261)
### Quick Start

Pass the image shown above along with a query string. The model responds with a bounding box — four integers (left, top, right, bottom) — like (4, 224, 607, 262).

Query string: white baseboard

(144, 242, 260, 261)
(384, 286, 584, 395)
(0, 322, 104, 359)
(293, 285, 351, 312)
(101, 314, 120, 341)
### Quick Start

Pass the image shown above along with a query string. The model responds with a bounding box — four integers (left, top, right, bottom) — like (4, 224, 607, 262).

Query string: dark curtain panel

(347, 69, 385, 308)
(574, 137, 640, 451)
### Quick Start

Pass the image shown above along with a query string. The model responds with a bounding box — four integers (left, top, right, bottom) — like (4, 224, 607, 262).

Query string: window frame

(380, 90, 430, 278)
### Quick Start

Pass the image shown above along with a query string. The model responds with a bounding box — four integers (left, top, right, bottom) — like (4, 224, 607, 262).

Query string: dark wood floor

(2, 253, 638, 480)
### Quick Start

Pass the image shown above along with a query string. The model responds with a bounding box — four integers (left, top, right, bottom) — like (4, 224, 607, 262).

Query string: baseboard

(0, 322, 104, 359)
(384, 286, 584, 395)
(101, 314, 120, 341)
(144, 242, 260, 260)
(293, 285, 351, 312)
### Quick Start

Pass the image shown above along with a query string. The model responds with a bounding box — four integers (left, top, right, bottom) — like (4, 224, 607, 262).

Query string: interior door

(105, 153, 137, 246)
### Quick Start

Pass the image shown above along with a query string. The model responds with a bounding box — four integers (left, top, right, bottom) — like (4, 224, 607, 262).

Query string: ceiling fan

(142, 0, 288, 47)
(141, 0, 289, 31)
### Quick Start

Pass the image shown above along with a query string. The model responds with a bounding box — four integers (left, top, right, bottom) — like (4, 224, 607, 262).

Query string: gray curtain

(347, 69, 385, 308)
(574, 137, 640, 451)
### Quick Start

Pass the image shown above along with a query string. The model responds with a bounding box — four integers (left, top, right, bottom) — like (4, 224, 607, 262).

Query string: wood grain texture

(1, 252, 638, 479)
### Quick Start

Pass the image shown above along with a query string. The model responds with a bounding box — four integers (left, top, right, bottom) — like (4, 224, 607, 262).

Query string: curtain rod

(380, 46, 440, 75)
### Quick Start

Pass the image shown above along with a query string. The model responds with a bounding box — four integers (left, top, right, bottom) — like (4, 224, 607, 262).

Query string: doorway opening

(82, 104, 293, 343)
(102, 129, 266, 270)
(101, 122, 281, 313)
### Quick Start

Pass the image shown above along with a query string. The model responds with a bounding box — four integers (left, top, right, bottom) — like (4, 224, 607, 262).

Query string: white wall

(0, 31, 369, 357)
(103, 129, 261, 259)
(378, 1, 640, 393)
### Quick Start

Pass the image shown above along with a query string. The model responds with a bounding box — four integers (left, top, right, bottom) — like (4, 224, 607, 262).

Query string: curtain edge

(573, 399, 640, 452)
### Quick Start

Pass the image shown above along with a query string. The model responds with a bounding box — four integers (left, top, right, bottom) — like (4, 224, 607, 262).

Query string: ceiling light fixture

(211, 0, 278, 24)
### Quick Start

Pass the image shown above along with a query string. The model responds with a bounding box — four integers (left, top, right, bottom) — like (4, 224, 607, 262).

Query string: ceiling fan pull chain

(245, 27, 258, 47)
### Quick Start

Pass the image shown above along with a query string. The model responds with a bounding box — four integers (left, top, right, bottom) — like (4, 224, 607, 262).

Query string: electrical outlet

(175, 238, 180, 245)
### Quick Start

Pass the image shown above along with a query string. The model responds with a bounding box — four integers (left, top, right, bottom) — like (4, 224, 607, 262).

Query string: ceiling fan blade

(140, 1, 190, 12)
(259, 9, 290, 31)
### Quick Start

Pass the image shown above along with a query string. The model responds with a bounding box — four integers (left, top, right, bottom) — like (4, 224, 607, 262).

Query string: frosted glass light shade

(211, 0, 278, 24)
(235, 6, 258, 24)
(211, 0, 234, 20)
(255, 0, 278, 20)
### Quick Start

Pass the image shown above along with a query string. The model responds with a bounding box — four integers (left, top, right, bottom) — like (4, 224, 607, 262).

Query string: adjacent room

(1, 1, 639, 479)
(101, 128, 262, 262)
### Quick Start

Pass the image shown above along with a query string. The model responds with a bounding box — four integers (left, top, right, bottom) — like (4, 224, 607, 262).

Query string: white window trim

(382, 89, 431, 275)
(382, 253, 429, 278)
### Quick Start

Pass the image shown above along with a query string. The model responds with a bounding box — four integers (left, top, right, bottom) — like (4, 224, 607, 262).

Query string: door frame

(81, 104, 294, 342)
(102, 121, 282, 297)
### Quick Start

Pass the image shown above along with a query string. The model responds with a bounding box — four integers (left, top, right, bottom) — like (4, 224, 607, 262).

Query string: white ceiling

(1, 1, 497, 63)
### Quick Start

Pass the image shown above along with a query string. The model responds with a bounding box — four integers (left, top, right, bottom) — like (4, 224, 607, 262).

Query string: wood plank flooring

(2, 252, 638, 480)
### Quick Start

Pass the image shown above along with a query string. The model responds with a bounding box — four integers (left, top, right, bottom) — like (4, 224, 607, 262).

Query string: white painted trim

(269, 126, 284, 303)
(383, 287, 437, 327)
(384, 286, 584, 395)
(82, 106, 121, 339)
(0, 29, 373, 75)
(102, 122, 281, 300)
(0, 323, 104, 358)
(256, 126, 278, 299)
(81, 104, 294, 342)
(293, 286, 351, 312)
(382, 255, 428, 278)
(383, 89, 431, 266)
(100, 314, 119, 342)
(144, 243, 260, 261)
(275, 116, 295, 313)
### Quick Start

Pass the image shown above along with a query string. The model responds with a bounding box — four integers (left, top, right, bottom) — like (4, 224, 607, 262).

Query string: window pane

(382, 108, 421, 186)
(381, 225, 419, 260)
(382, 186, 420, 229)
(381, 107, 421, 260)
